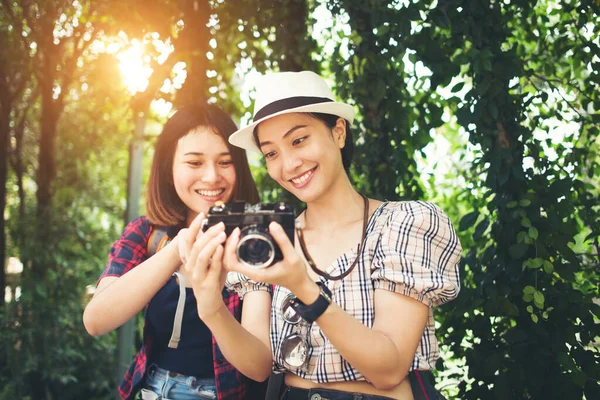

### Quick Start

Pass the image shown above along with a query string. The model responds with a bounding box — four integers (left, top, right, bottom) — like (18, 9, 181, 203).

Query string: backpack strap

(147, 225, 185, 350)
(167, 271, 186, 348)
(409, 370, 446, 400)
(147, 225, 172, 257)
(264, 371, 285, 400)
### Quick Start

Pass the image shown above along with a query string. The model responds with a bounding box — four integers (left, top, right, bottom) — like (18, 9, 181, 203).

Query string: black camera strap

(296, 193, 369, 281)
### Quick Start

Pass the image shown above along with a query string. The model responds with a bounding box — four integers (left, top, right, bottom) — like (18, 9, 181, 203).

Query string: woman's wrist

(164, 236, 183, 270)
(290, 278, 321, 305)
(199, 301, 228, 326)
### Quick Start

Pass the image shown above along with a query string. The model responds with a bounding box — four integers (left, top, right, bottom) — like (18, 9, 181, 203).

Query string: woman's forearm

(313, 303, 407, 389)
(202, 291, 272, 382)
(83, 241, 181, 336)
(292, 282, 413, 390)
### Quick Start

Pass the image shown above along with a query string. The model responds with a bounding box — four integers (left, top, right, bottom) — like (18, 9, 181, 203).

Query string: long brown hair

(147, 104, 260, 226)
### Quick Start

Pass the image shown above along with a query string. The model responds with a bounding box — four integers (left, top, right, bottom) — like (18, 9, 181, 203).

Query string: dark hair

(252, 112, 354, 172)
(147, 104, 260, 226)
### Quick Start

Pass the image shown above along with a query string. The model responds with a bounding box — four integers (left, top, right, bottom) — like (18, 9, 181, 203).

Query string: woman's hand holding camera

(223, 221, 315, 298)
(174, 212, 205, 266)
(183, 215, 229, 320)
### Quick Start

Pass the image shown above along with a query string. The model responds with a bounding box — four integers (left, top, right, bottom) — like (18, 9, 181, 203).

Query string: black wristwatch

(290, 282, 332, 323)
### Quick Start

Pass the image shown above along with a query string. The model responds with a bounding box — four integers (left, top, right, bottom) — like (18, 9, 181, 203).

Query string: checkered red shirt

(99, 216, 255, 400)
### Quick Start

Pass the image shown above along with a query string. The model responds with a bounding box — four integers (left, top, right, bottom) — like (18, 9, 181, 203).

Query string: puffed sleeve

(371, 201, 462, 307)
(225, 272, 272, 300)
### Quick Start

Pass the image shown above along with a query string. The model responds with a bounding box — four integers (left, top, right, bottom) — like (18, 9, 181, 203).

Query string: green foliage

(327, 0, 599, 398)
(412, 1, 600, 399)
(1, 2, 134, 393)
(2, 199, 121, 399)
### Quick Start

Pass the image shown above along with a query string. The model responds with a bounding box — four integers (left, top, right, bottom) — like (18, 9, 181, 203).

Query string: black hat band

(253, 96, 334, 122)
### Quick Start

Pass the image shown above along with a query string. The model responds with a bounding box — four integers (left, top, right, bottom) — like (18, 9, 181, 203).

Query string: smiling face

(172, 127, 237, 222)
(256, 113, 347, 203)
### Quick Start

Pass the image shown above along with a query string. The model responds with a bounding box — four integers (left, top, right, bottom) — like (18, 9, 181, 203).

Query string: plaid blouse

(99, 216, 268, 400)
(268, 201, 462, 383)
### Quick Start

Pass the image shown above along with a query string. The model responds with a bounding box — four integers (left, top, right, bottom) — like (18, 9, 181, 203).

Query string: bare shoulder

(367, 198, 384, 215)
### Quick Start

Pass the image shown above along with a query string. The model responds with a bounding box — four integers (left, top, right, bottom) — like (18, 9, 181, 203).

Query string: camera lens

(237, 226, 275, 268)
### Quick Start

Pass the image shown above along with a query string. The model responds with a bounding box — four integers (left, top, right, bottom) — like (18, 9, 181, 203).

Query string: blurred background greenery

(1, 0, 599, 399)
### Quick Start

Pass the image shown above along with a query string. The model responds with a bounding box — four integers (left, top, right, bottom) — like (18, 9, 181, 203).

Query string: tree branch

(57, 27, 99, 109)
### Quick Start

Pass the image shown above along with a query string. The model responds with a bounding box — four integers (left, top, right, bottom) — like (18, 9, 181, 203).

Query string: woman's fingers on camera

(196, 231, 226, 264)
(207, 245, 224, 280)
(191, 222, 224, 253)
(192, 232, 226, 279)
(269, 222, 296, 258)
(187, 223, 224, 268)
(223, 227, 241, 271)
(188, 212, 205, 245)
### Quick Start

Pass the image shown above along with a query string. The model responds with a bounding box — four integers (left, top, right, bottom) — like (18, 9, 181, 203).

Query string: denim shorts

(140, 364, 217, 400)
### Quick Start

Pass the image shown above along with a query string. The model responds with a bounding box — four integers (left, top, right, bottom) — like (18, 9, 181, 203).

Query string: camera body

(203, 201, 295, 268)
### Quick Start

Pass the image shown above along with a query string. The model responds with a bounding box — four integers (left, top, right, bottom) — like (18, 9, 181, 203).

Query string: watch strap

(290, 282, 332, 323)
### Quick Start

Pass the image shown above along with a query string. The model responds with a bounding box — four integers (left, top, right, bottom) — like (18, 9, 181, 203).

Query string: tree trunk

(0, 106, 8, 308)
(175, 0, 211, 105)
(276, 0, 316, 72)
(35, 92, 58, 243)
(29, 90, 60, 400)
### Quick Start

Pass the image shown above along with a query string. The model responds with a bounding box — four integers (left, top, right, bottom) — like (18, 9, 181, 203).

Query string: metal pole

(115, 111, 146, 394)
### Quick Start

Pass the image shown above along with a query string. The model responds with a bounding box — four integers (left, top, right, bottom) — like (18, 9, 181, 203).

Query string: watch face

(317, 283, 332, 303)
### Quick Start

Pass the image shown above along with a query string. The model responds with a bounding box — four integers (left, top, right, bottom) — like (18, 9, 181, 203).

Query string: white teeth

(291, 170, 313, 185)
(196, 189, 224, 197)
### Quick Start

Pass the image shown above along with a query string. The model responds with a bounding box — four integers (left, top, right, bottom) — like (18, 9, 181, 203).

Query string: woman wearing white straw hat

(190, 71, 462, 400)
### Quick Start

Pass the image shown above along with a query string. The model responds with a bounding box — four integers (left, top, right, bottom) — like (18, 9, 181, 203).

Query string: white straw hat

(229, 71, 356, 153)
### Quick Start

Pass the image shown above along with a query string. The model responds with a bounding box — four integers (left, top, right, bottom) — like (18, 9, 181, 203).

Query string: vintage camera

(202, 201, 295, 268)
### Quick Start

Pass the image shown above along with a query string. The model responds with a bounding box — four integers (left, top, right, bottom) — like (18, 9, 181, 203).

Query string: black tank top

(146, 275, 214, 377)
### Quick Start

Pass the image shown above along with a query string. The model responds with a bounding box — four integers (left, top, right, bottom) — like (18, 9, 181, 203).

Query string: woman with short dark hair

(83, 104, 270, 400)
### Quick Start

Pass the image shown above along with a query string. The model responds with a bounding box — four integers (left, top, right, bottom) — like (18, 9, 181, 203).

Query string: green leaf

(521, 217, 532, 228)
(533, 291, 545, 308)
(459, 211, 479, 231)
(483, 59, 492, 72)
(523, 285, 536, 295)
(377, 24, 390, 37)
(36, 283, 47, 298)
(451, 82, 465, 93)
(571, 370, 587, 388)
(528, 226, 539, 240)
(557, 352, 576, 370)
(526, 305, 533, 313)
(507, 201, 518, 208)
(528, 258, 543, 269)
(531, 314, 539, 323)
(543, 261, 554, 274)
(519, 199, 531, 207)
(473, 218, 490, 241)
(509, 243, 529, 259)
